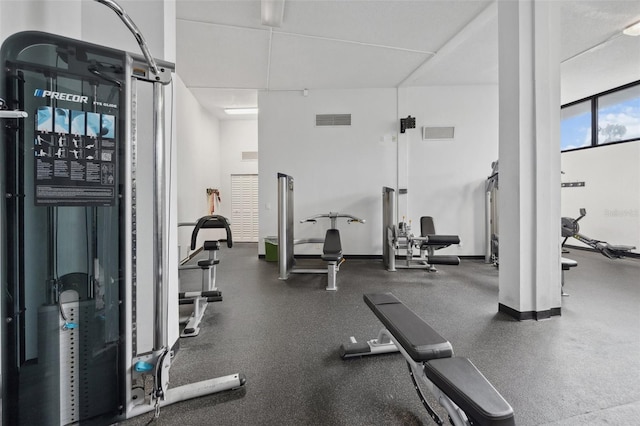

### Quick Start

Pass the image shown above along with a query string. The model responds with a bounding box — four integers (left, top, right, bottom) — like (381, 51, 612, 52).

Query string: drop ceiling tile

(268, 32, 430, 90)
(177, 20, 270, 88)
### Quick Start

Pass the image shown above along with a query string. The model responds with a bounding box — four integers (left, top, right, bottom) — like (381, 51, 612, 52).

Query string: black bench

(321, 229, 343, 291)
(322, 229, 343, 262)
(350, 293, 515, 426)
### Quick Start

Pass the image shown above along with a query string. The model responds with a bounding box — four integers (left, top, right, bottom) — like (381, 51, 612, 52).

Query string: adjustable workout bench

(178, 215, 233, 337)
(322, 228, 343, 291)
(341, 293, 514, 426)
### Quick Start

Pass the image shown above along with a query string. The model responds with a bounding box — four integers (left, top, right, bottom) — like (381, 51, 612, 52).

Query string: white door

(231, 174, 259, 242)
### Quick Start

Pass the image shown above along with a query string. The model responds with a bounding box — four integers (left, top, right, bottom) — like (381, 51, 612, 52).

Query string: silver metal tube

(277, 174, 293, 280)
(93, 0, 160, 75)
(153, 82, 167, 351)
(382, 187, 397, 271)
(485, 191, 492, 263)
(125, 374, 244, 418)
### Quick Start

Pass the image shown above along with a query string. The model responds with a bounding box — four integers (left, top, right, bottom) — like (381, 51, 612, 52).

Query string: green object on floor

(264, 237, 278, 262)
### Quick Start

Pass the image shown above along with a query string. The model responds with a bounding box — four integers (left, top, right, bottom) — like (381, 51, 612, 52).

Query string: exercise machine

(485, 161, 499, 265)
(277, 173, 365, 291)
(178, 215, 232, 337)
(382, 187, 460, 272)
(1, 3, 244, 424)
(340, 293, 514, 426)
(561, 208, 636, 259)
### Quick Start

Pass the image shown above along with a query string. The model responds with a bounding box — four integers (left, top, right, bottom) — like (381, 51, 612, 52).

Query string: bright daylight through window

(561, 82, 640, 151)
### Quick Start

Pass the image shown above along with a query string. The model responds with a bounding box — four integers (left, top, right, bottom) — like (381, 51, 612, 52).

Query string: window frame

(561, 79, 640, 152)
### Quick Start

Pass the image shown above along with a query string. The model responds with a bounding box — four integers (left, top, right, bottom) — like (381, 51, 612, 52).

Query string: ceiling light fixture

(261, 0, 285, 27)
(622, 20, 640, 36)
(224, 107, 258, 115)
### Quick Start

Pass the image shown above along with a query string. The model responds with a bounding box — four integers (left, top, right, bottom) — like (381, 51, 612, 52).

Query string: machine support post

(153, 81, 167, 352)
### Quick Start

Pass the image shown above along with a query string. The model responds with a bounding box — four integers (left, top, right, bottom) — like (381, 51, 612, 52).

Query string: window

(597, 85, 640, 145)
(561, 80, 640, 152)
(561, 101, 591, 150)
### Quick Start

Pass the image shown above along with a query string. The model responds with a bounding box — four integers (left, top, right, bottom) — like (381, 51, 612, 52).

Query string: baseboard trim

(499, 303, 562, 321)
(258, 254, 486, 260)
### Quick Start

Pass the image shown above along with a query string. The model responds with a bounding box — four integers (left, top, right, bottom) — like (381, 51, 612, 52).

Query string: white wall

(561, 141, 640, 253)
(0, 0, 82, 41)
(175, 75, 222, 257)
(259, 89, 398, 255)
(401, 85, 498, 255)
(218, 119, 259, 220)
(81, 0, 172, 62)
(258, 86, 498, 256)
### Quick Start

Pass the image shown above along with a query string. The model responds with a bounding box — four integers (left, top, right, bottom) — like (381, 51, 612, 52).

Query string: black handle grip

(190, 215, 233, 249)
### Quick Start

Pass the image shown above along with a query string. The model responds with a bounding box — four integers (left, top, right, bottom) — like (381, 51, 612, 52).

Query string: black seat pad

(197, 259, 220, 268)
(424, 357, 515, 426)
(561, 257, 577, 270)
(428, 255, 460, 265)
(203, 240, 221, 251)
(322, 229, 343, 261)
(364, 293, 453, 362)
(423, 234, 460, 246)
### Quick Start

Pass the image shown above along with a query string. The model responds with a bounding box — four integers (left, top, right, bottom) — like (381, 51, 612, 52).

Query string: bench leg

(326, 261, 338, 291)
(561, 269, 569, 297)
(181, 297, 207, 337)
(389, 332, 470, 426)
(340, 327, 399, 358)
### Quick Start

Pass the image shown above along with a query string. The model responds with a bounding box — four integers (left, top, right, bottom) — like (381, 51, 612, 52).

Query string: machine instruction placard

(34, 106, 117, 206)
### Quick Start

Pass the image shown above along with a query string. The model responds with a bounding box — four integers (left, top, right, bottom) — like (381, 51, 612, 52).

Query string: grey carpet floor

(120, 244, 640, 426)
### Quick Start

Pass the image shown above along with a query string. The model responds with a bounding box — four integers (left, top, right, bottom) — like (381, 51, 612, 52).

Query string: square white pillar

(497, 0, 562, 320)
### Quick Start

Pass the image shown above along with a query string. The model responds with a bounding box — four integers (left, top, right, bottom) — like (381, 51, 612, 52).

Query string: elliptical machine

(561, 208, 636, 259)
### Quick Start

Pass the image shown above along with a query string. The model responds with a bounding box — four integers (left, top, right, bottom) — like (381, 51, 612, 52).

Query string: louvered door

(231, 174, 259, 242)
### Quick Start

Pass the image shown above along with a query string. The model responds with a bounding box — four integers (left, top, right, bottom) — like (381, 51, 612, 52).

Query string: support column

(497, 0, 562, 320)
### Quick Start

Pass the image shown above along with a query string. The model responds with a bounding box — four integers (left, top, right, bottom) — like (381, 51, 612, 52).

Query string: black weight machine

(382, 187, 460, 272)
(178, 215, 233, 337)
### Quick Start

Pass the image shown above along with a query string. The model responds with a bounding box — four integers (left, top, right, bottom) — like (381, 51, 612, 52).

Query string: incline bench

(341, 293, 515, 426)
(322, 228, 343, 291)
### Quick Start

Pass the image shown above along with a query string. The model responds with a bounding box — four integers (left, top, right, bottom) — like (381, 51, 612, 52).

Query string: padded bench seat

(364, 292, 515, 426)
(322, 229, 343, 262)
(364, 293, 453, 361)
(428, 255, 460, 265)
(425, 357, 515, 426)
(561, 257, 577, 270)
(198, 259, 220, 268)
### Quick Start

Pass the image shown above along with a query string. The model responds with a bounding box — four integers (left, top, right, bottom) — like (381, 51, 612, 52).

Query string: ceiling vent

(316, 114, 351, 127)
(422, 126, 455, 140)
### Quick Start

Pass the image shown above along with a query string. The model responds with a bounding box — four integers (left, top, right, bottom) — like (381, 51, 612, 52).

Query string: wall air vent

(316, 114, 351, 127)
(242, 151, 258, 161)
(422, 126, 455, 140)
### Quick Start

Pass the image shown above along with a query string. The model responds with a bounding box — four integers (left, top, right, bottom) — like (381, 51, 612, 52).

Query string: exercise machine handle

(299, 212, 366, 225)
(577, 208, 587, 222)
(190, 215, 233, 250)
(93, 0, 160, 75)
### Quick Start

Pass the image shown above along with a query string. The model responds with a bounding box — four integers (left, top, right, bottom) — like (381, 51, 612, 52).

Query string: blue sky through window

(561, 110, 591, 150)
(597, 97, 640, 144)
